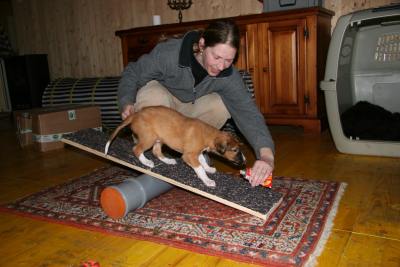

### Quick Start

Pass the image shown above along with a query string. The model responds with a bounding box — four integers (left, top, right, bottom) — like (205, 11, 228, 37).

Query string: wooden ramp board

(62, 129, 282, 220)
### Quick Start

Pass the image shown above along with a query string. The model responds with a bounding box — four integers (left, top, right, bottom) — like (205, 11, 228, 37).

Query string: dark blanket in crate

(341, 101, 400, 141)
(42, 71, 255, 136)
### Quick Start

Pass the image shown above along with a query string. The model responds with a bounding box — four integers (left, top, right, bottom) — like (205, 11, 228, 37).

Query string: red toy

(240, 168, 273, 188)
(81, 260, 100, 267)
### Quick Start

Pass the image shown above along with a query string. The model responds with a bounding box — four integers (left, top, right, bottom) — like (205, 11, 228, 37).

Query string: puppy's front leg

(194, 166, 216, 187)
(199, 153, 216, 174)
(183, 153, 216, 187)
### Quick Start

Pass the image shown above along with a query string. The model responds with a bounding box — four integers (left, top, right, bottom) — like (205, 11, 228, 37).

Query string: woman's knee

(195, 93, 231, 129)
(134, 81, 174, 111)
(207, 93, 230, 117)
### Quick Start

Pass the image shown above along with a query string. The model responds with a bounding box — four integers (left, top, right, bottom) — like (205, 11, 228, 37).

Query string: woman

(118, 20, 274, 187)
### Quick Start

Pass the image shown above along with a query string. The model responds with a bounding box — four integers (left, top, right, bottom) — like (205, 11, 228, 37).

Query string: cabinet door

(234, 25, 249, 70)
(244, 24, 264, 110)
(260, 19, 307, 116)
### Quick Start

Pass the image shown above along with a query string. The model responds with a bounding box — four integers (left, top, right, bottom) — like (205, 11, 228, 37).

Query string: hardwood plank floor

(0, 115, 399, 266)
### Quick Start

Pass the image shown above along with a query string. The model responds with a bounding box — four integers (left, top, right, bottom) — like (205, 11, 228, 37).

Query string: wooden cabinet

(116, 7, 333, 133)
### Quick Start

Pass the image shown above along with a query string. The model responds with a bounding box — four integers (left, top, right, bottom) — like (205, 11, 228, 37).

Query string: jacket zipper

(192, 75, 217, 104)
(192, 87, 197, 104)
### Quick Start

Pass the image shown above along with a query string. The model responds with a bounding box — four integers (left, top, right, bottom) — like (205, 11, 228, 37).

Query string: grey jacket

(118, 31, 274, 158)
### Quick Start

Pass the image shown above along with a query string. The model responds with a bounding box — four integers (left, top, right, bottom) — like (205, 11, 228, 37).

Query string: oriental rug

(1, 166, 346, 267)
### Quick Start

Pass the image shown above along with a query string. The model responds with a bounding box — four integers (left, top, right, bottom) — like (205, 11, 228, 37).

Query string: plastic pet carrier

(321, 4, 400, 157)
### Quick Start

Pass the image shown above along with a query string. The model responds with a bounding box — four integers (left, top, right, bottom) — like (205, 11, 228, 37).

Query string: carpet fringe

(304, 181, 348, 267)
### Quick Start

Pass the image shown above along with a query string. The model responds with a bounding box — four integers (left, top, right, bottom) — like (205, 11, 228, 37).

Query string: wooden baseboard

(266, 117, 325, 134)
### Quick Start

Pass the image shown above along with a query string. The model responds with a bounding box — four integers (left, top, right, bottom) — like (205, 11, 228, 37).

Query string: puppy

(104, 106, 246, 187)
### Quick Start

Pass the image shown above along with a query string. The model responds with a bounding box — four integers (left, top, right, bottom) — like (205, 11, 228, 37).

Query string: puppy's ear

(232, 135, 243, 146)
(216, 142, 227, 154)
(215, 137, 227, 154)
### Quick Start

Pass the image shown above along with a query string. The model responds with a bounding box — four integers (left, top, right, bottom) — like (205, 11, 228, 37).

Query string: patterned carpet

(1, 166, 346, 266)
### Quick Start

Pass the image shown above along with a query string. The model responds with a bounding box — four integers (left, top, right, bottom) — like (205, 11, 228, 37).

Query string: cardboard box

(33, 105, 102, 152)
(14, 109, 41, 147)
(14, 105, 102, 152)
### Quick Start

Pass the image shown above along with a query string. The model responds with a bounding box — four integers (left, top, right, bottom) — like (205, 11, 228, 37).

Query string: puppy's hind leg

(152, 141, 177, 165)
(133, 140, 156, 168)
(199, 153, 216, 174)
(183, 153, 216, 187)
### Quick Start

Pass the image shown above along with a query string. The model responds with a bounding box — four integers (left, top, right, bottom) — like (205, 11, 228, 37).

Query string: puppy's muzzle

(232, 151, 246, 167)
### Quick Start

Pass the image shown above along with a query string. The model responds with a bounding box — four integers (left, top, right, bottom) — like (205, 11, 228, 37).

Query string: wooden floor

(0, 114, 399, 267)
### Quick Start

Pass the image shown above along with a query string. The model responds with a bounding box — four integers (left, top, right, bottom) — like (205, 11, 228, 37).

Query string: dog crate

(320, 4, 400, 157)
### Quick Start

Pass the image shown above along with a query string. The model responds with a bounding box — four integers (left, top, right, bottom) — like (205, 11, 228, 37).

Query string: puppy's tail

(104, 114, 134, 155)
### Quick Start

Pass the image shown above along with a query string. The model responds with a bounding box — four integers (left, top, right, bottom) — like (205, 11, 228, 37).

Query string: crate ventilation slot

(375, 32, 400, 62)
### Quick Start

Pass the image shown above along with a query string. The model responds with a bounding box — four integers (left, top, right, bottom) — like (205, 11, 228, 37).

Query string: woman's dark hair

(202, 20, 240, 50)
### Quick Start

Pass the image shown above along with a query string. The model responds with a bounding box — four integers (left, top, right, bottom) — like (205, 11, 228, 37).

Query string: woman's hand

(121, 104, 135, 120)
(247, 147, 274, 187)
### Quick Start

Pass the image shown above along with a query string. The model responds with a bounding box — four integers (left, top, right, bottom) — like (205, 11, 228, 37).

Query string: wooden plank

(61, 129, 282, 220)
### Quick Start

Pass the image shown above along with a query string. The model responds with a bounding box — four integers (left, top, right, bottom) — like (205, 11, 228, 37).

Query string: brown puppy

(104, 106, 246, 187)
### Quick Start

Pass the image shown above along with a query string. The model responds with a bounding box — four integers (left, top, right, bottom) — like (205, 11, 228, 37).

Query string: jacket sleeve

(117, 43, 167, 112)
(218, 71, 275, 158)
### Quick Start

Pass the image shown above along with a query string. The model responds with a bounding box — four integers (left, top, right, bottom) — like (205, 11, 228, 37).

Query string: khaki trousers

(134, 80, 230, 129)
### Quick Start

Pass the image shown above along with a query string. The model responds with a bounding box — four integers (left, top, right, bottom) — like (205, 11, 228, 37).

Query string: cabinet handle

(263, 67, 269, 72)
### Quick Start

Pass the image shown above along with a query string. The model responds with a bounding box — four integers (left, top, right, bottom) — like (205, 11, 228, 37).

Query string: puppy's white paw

(139, 154, 154, 168)
(159, 157, 177, 165)
(205, 166, 216, 174)
(193, 166, 216, 188)
(203, 178, 216, 187)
